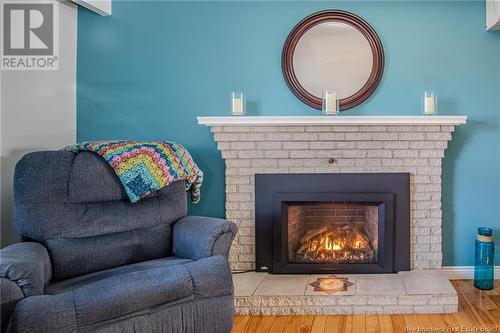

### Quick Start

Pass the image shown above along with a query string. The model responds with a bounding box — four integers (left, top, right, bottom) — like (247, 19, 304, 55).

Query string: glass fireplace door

(287, 202, 379, 265)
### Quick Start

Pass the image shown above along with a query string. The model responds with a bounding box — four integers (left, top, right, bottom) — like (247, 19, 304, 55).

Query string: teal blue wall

(77, 1, 500, 266)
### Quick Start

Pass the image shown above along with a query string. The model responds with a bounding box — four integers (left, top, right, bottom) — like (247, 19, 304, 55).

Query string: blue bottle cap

(477, 227, 493, 237)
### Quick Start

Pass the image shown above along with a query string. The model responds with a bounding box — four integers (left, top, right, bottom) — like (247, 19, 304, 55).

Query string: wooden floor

(231, 280, 500, 333)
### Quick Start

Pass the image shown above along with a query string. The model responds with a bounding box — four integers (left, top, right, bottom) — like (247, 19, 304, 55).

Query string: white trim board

(71, 0, 111, 16)
(442, 266, 500, 279)
(486, 0, 500, 30)
(197, 115, 468, 126)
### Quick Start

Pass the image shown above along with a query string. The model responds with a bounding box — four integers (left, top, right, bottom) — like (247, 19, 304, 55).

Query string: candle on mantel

(231, 92, 245, 116)
(423, 92, 437, 115)
(322, 90, 338, 115)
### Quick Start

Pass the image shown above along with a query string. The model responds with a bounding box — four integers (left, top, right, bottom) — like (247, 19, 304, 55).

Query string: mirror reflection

(293, 22, 373, 99)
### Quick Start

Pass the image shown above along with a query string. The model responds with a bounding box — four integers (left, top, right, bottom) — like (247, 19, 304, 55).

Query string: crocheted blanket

(66, 141, 203, 203)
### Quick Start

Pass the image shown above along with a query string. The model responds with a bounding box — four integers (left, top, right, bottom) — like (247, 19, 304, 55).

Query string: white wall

(0, 1, 77, 247)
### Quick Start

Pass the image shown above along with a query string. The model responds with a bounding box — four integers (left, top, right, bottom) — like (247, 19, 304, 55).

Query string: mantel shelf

(197, 115, 467, 126)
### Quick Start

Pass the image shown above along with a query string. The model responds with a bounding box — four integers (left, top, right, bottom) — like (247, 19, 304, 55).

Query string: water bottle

(474, 227, 495, 290)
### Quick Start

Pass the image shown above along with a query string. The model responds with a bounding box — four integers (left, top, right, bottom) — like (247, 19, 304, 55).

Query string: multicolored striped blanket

(66, 141, 203, 203)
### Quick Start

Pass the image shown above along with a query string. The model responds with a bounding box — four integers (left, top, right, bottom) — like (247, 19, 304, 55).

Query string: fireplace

(200, 117, 465, 315)
(255, 173, 410, 274)
(200, 116, 466, 271)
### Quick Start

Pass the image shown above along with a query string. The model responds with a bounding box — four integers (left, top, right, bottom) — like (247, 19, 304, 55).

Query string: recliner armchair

(0, 151, 237, 332)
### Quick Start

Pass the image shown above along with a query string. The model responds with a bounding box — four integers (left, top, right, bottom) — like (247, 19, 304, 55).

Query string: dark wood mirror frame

(282, 10, 385, 111)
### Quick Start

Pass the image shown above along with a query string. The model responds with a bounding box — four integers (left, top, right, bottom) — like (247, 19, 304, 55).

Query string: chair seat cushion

(42, 256, 233, 327)
(73, 263, 193, 326)
(46, 257, 194, 326)
(46, 256, 192, 295)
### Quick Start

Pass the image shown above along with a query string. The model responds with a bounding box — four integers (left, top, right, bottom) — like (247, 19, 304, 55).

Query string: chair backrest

(14, 151, 187, 280)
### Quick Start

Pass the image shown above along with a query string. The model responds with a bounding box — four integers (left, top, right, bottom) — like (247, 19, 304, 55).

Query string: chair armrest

(1, 278, 24, 332)
(172, 216, 238, 260)
(0, 242, 52, 297)
(7, 293, 76, 333)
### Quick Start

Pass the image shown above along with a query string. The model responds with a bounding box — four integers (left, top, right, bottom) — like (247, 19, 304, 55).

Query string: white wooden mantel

(197, 115, 467, 126)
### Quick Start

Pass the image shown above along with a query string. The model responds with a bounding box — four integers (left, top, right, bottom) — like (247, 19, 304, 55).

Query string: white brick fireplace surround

(199, 115, 467, 315)
(198, 115, 467, 272)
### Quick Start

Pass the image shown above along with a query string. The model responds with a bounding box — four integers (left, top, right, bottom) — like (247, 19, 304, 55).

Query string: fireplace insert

(287, 201, 379, 265)
(255, 173, 410, 274)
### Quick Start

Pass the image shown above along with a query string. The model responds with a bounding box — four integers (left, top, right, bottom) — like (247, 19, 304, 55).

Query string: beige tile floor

(232, 270, 455, 297)
(355, 274, 406, 295)
(399, 270, 456, 295)
(233, 272, 267, 296)
(253, 274, 310, 296)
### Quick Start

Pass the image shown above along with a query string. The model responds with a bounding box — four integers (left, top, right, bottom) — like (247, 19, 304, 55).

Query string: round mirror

(282, 10, 384, 111)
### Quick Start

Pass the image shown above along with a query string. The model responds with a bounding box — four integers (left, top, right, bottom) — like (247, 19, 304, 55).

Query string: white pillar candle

(231, 92, 245, 116)
(322, 90, 338, 115)
(232, 98, 244, 115)
(424, 93, 436, 114)
(326, 91, 337, 113)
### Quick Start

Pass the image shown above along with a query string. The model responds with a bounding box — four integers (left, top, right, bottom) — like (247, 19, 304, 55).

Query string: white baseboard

(441, 266, 499, 279)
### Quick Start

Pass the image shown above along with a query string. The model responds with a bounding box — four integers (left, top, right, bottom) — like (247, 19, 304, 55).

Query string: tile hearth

(232, 270, 458, 315)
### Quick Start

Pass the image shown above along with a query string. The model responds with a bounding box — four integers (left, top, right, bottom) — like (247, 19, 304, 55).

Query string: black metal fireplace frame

(255, 173, 410, 274)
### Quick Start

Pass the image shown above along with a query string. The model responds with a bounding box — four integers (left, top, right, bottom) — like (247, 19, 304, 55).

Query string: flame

(323, 237, 343, 251)
(300, 227, 372, 263)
